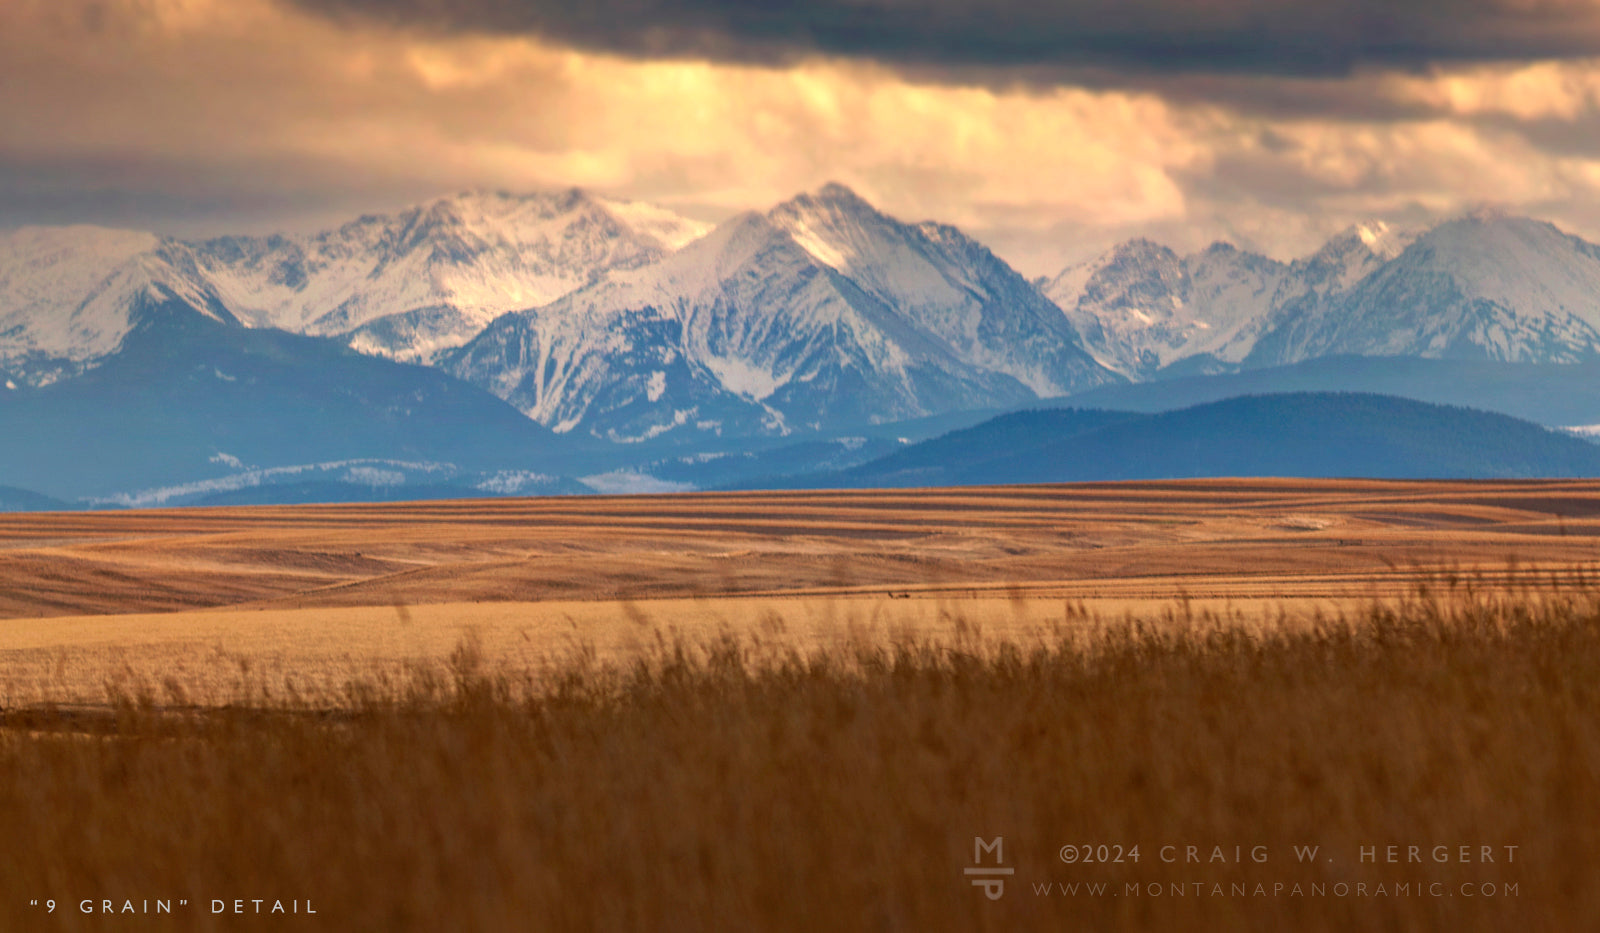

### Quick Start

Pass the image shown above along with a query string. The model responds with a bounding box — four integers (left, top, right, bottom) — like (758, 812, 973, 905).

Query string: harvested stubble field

(4, 478, 1600, 700)
(1, 479, 1598, 930)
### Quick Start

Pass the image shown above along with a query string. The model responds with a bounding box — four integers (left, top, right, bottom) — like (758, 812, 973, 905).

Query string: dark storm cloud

(288, 0, 1600, 77)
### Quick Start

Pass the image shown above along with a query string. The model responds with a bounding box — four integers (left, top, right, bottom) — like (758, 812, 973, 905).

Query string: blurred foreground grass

(2, 572, 1596, 930)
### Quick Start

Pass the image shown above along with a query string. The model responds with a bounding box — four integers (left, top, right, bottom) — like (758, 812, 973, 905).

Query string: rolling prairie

(1, 481, 1596, 931)
(3, 479, 1600, 701)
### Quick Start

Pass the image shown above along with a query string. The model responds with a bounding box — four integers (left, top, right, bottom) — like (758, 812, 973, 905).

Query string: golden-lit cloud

(10, 0, 1600, 270)
(0, 0, 1206, 233)
(1381, 59, 1600, 121)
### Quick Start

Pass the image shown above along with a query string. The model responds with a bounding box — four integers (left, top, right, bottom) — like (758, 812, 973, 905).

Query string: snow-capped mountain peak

(0, 190, 713, 384)
(764, 182, 889, 275)
(444, 186, 1116, 441)
(791, 181, 879, 218)
(1305, 220, 1420, 275)
(1042, 208, 1600, 376)
(21, 191, 1600, 456)
(1353, 220, 1412, 261)
(1262, 212, 1600, 364)
(173, 188, 710, 363)
(1043, 236, 1282, 378)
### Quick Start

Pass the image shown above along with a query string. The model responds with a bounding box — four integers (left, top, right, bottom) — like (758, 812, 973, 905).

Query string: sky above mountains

(11, 0, 1600, 273)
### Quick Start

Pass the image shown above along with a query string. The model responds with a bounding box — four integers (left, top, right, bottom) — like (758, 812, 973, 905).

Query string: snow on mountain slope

(0, 226, 235, 386)
(445, 185, 1118, 442)
(0, 190, 710, 383)
(1040, 218, 1490, 377)
(446, 215, 808, 442)
(1044, 239, 1286, 377)
(1226, 222, 1416, 368)
(1286, 222, 1417, 303)
(1249, 213, 1600, 365)
(768, 184, 1107, 398)
(166, 190, 712, 363)
(0, 227, 158, 368)
(1051, 210, 1600, 376)
(1183, 244, 1291, 366)
(593, 196, 708, 251)
(23, 188, 1600, 455)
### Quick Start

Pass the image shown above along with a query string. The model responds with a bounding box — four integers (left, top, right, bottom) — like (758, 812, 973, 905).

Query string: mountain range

(0, 190, 708, 385)
(7, 185, 1600, 505)
(1047, 212, 1600, 378)
(444, 184, 1114, 443)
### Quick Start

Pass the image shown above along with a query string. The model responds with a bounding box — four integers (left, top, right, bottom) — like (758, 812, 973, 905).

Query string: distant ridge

(1052, 355, 1600, 429)
(776, 393, 1600, 489)
(0, 485, 75, 513)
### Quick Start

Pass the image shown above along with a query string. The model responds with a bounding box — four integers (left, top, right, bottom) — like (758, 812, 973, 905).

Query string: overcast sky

(10, 0, 1600, 274)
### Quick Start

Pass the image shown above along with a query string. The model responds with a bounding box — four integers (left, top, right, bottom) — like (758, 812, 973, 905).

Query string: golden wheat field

(2, 479, 1598, 930)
